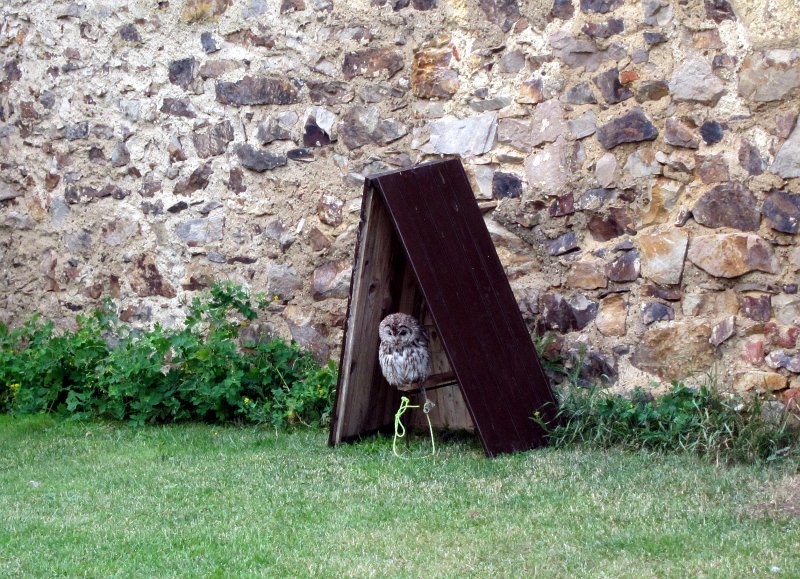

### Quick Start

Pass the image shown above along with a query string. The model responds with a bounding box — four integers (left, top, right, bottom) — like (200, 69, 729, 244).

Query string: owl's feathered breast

(377, 314, 431, 388)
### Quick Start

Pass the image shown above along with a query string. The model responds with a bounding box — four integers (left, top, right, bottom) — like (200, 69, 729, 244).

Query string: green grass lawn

(1, 415, 798, 578)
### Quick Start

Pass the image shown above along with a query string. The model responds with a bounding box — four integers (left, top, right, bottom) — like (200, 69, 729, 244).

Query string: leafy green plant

(1, 282, 337, 428)
(538, 379, 798, 465)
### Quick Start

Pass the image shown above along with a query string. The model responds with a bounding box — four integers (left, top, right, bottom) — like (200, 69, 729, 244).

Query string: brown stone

(192, 120, 234, 158)
(587, 207, 635, 241)
(692, 182, 760, 232)
(637, 228, 688, 286)
(412, 43, 459, 99)
(343, 48, 404, 81)
(635, 80, 669, 102)
(593, 67, 632, 104)
(710, 315, 735, 346)
(698, 153, 729, 184)
(738, 292, 772, 322)
(517, 77, 544, 104)
(479, 0, 521, 32)
(161, 98, 196, 118)
(738, 51, 800, 103)
(640, 178, 683, 227)
(596, 293, 627, 337)
(738, 140, 766, 176)
(174, 163, 213, 195)
(642, 302, 674, 325)
(734, 371, 787, 393)
(317, 194, 344, 227)
(128, 254, 176, 298)
(664, 118, 699, 149)
(631, 320, 714, 380)
(541, 292, 598, 333)
(687, 233, 779, 278)
(682, 289, 739, 318)
(565, 259, 608, 289)
(549, 193, 575, 217)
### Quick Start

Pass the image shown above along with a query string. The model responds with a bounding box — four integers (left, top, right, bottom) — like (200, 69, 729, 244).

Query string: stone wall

(1, 0, 800, 402)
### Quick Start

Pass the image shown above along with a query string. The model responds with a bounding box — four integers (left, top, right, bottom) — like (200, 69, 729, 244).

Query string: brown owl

(378, 313, 431, 392)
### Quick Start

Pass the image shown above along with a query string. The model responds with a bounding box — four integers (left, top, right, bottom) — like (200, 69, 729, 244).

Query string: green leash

(393, 395, 436, 458)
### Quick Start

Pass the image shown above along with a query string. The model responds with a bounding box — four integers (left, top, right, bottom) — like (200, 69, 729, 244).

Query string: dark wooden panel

(371, 159, 555, 456)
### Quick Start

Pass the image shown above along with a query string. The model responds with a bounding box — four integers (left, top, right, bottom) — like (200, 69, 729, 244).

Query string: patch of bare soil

(747, 476, 800, 518)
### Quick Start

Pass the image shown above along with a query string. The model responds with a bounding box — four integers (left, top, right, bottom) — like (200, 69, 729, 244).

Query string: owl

(378, 313, 431, 392)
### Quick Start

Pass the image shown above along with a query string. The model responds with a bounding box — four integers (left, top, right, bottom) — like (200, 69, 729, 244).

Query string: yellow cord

(393, 396, 436, 458)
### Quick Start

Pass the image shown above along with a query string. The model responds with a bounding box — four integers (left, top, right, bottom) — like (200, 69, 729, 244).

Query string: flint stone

(692, 182, 760, 232)
(596, 293, 627, 336)
(765, 351, 800, 373)
(546, 232, 579, 256)
(564, 82, 598, 104)
(606, 249, 640, 282)
(110, 142, 130, 167)
(771, 119, 800, 178)
(631, 320, 714, 380)
(304, 109, 335, 147)
(642, 302, 674, 324)
(168, 58, 196, 90)
(566, 260, 607, 289)
(257, 112, 298, 144)
(688, 233, 779, 278)
(705, 0, 735, 22)
(549, 193, 575, 217)
(161, 98, 196, 118)
(65, 121, 89, 140)
(493, 172, 523, 199)
(175, 213, 225, 245)
(550, 0, 574, 19)
(215, 76, 300, 106)
(710, 316, 736, 346)
(580, 0, 623, 14)
(762, 190, 800, 234)
(582, 18, 624, 38)
(339, 106, 407, 149)
(128, 254, 176, 298)
(635, 80, 669, 103)
(470, 96, 514, 112)
(343, 48, 404, 80)
(425, 112, 497, 156)
(738, 50, 800, 103)
(236, 145, 287, 172)
(193, 121, 234, 158)
(288, 148, 314, 162)
(264, 220, 294, 252)
(738, 140, 766, 176)
(568, 110, 597, 139)
(643, 32, 667, 46)
(579, 187, 618, 210)
(596, 107, 658, 149)
(642, 0, 672, 25)
(174, 163, 213, 195)
(670, 59, 725, 105)
(593, 67, 632, 104)
(700, 121, 724, 145)
(587, 208, 635, 241)
(550, 31, 627, 73)
(637, 228, 688, 285)
(541, 293, 598, 333)
(479, 0, 521, 32)
(738, 292, 771, 322)
(496, 50, 526, 74)
(308, 81, 354, 105)
(734, 372, 787, 393)
(201, 32, 220, 53)
(312, 260, 351, 300)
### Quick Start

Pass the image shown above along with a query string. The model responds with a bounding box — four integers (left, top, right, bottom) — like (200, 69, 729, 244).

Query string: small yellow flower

(273, 295, 280, 301)
(9, 383, 20, 398)
(243, 397, 251, 404)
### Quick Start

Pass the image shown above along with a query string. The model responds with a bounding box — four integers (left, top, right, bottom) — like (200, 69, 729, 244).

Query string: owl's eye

(399, 328, 409, 337)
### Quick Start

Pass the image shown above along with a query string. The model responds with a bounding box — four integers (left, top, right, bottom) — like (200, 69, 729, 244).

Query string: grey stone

(236, 145, 288, 172)
(564, 82, 598, 104)
(582, 18, 624, 38)
(642, 302, 674, 324)
(110, 142, 130, 167)
(65, 121, 89, 140)
(311, 260, 351, 300)
(550, 31, 627, 73)
(606, 249, 640, 282)
(256, 112, 298, 144)
(175, 214, 225, 245)
(174, 163, 213, 196)
(496, 50, 526, 74)
(267, 264, 303, 300)
(595, 153, 617, 187)
(193, 120, 234, 158)
(541, 292, 598, 333)
(479, 0, 521, 32)
(635, 80, 669, 102)
(264, 220, 294, 252)
(201, 32, 220, 53)
(710, 316, 735, 346)
(642, 0, 672, 25)
(669, 59, 725, 105)
(771, 119, 800, 178)
(492, 172, 523, 199)
(568, 110, 597, 139)
(161, 98, 196, 118)
(664, 118, 699, 149)
(738, 140, 766, 176)
(624, 148, 661, 178)
(580, 0, 623, 14)
(700, 120, 724, 145)
(525, 137, 574, 195)
(738, 50, 800, 103)
(705, 0, 735, 22)
(168, 58, 196, 90)
(424, 112, 497, 156)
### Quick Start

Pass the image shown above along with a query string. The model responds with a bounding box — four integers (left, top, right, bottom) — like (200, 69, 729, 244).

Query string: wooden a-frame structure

(328, 158, 556, 457)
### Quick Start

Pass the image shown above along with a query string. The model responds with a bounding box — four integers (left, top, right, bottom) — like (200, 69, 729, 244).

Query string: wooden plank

(371, 159, 555, 456)
(330, 187, 398, 444)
